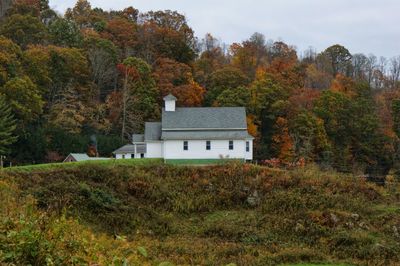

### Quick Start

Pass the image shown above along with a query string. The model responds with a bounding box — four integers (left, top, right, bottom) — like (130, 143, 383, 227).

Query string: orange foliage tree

(247, 115, 259, 139)
(286, 88, 321, 119)
(153, 58, 205, 106)
(330, 74, 356, 97)
(101, 18, 137, 57)
(272, 117, 294, 163)
(266, 41, 304, 90)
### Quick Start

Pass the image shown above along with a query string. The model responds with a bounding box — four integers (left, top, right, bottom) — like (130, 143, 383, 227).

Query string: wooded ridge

(0, 0, 399, 179)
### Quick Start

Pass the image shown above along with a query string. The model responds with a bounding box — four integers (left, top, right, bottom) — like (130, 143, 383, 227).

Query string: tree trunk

(121, 68, 128, 141)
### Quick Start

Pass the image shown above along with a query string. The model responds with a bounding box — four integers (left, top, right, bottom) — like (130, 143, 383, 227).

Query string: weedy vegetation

(1, 162, 399, 265)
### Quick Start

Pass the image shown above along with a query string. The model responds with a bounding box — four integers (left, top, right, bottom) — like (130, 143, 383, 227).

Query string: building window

(246, 141, 250, 152)
(131, 154, 135, 159)
(183, 141, 189, 151)
(122, 154, 126, 159)
(206, 141, 211, 150)
(141, 153, 144, 158)
(229, 140, 234, 150)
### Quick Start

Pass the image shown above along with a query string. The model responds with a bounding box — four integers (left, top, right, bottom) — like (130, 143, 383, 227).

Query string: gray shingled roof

(145, 122, 162, 141)
(162, 107, 247, 129)
(163, 94, 177, 101)
(162, 130, 254, 140)
(113, 144, 146, 154)
(132, 134, 144, 142)
(64, 153, 110, 162)
(65, 153, 89, 162)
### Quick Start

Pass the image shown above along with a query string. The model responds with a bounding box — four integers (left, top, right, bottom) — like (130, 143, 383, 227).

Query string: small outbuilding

(63, 153, 110, 163)
(113, 143, 147, 159)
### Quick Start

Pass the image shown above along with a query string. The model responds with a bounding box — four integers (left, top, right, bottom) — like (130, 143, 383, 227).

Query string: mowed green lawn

(3, 158, 246, 173)
(3, 158, 163, 173)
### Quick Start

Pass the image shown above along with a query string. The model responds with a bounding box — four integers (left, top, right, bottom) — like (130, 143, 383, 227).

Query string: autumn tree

(48, 18, 83, 47)
(388, 56, 400, 89)
(230, 32, 268, 79)
(393, 99, 400, 179)
(65, 0, 93, 29)
(290, 111, 330, 162)
(24, 45, 92, 107)
(351, 53, 369, 82)
(101, 17, 137, 57)
(314, 83, 392, 174)
(249, 74, 289, 119)
(321, 44, 352, 77)
(205, 66, 249, 106)
(39, 0, 58, 25)
(153, 58, 205, 106)
(137, 10, 197, 64)
(214, 86, 251, 108)
(286, 88, 321, 119)
(0, 76, 44, 124)
(272, 117, 294, 163)
(374, 89, 400, 139)
(48, 86, 86, 134)
(269, 41, 297, 65)
(85, 37, 118, 98)
(120, 7, 139, 22)
(0, 37, 23, 86)
(249, 75, 291, 158)
(0, 13, 47, 48)
(393, 99, 400, 139)
(330, 74, 356, 97)
(266, 41, 304, 90)
(112, 57, 159, 139)
(0, 95, 17, 154)
(304, 63, 332, 89)
(194, 33, 227, 87)
(6, 0, 41, 17)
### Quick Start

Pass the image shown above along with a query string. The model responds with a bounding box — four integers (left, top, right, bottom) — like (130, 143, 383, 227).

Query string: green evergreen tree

(392, 99, 400, 180)
(393, 99, 400, 138)
(0, 95, 17, 154)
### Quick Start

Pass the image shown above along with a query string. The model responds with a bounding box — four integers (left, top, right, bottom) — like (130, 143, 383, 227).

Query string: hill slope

(1, 161, 400, 265)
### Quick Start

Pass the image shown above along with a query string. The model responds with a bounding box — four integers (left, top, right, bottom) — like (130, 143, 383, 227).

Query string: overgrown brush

(1, 163, 400, 265)
(0, 179, 158, 265)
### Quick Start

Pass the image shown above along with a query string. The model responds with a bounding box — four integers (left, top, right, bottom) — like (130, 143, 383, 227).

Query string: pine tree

(0, 95, 17, 154)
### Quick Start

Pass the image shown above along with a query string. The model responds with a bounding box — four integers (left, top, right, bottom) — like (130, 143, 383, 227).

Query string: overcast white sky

(50, 0, 400, 58)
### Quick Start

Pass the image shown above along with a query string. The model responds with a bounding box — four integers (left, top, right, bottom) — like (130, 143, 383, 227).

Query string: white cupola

(164, 93, 177, 112)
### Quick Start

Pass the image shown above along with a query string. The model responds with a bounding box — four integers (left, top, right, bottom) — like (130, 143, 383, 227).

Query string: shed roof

(64, 153, 110, 162)
(66, 153, 90, 162)
(113, 144, 146, 154)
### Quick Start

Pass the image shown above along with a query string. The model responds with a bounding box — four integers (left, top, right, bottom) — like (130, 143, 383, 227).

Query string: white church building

(113, 94, 254, 162)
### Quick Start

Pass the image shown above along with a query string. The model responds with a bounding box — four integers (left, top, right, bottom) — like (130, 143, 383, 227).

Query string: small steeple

(164, 93, 177, 112)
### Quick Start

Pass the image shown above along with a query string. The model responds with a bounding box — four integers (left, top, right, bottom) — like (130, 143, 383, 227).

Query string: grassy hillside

(1, 161, 400, 265)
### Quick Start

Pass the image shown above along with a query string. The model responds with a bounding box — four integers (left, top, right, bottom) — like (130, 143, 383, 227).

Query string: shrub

(2, 163, 400, 265)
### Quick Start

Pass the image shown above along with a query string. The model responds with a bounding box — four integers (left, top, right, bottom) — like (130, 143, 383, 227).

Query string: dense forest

(0, 0, 400, 177)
